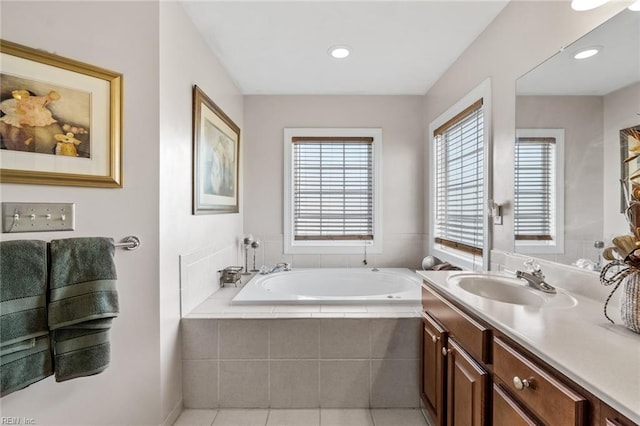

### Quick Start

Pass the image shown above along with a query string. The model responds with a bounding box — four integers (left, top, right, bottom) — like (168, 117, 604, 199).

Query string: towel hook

(115, 236, 141, 250)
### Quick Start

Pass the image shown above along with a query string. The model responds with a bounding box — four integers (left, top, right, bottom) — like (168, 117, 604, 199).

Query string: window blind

(514, 136, 555, 241)
(434, 100, 484, 256)
(292, 137, 373, 240)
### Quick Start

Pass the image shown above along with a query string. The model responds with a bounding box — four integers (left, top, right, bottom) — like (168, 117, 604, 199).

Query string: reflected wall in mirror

(514, 8, 640, 270)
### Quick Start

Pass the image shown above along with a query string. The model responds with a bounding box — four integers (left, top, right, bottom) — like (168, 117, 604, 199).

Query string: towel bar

(115, 236, 141, 250)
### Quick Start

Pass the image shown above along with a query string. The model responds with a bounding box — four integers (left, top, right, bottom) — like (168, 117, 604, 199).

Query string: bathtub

(231, 268, 421, 304)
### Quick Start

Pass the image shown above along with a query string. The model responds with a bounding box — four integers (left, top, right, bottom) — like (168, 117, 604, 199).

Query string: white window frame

(428, 79, 492, 271)
(514, 128, 565, 255)
(284, 128, 383, 255)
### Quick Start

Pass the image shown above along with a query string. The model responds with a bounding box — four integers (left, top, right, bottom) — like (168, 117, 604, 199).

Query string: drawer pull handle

(432, 335, 439, 343)
(442, 347, 450, 357)
(513, 376, 531, 390)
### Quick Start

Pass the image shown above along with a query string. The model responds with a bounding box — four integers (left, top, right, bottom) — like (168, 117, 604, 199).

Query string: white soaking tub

(231, 268, 421, 304)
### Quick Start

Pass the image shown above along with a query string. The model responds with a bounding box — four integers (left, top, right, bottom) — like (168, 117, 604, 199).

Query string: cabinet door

(493, 384, 539, 426)
(421, 313, 447, 426)
(446, 339, 488, 426)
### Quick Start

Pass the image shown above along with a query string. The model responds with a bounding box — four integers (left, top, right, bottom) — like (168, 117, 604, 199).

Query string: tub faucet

(516, 259, 556, 294)
(261, 262, 291, 274)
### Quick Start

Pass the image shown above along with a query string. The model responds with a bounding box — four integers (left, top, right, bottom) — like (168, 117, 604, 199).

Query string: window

(514, 128, 564, 254)
(429, 79, 491, 270)
(284, 128, 382, 254)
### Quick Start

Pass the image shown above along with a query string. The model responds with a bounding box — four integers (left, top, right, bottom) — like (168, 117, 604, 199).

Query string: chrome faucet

(516, 259, 556, 294)
(260, 262, 292, 274)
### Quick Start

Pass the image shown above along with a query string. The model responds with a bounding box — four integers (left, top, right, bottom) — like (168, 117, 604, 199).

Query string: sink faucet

(261, 262, 291, 274)
(516, 259, 556, 294)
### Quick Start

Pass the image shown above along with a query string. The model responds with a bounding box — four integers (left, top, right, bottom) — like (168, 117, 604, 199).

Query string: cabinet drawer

(493, 337, 586, 426)
(493, 384, 539, 426)
(422, 283, 490, 363)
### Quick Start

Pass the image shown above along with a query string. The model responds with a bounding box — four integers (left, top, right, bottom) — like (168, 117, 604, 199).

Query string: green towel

(0, 336, 52, 397)
(0, 240, 49, 347)
(49, 237, 118, 382)
(0, 240, 52, 396)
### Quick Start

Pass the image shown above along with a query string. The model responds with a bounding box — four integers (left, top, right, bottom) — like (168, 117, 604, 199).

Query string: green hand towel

(0, 240, 52, 396)
(49, 237, 118, 382)
(0, 240, 49, 347)
(1, 335, 53, 397)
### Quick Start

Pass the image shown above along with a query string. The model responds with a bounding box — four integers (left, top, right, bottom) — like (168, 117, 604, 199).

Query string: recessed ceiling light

(571, 0, 609, 11)
(329, 46, 350, 59)
(629, 0, 640, 11)
(573, 47, 601, 59)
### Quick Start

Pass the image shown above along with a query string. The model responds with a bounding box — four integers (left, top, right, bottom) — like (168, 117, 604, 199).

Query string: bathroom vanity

(416, 270, 639, 426)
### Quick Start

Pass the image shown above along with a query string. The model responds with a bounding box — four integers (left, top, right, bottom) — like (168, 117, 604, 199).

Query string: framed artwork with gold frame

(192, 85, 240, 215)
(0, 39, 122, 187)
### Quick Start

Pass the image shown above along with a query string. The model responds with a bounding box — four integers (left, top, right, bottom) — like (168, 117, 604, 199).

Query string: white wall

(159, 1, 244, 423)
(515, 95, 604, 264)
(243, 96, 424, 269)
(0, 2, 162, 425)
(604, 82, 640, 239)
(423, 1, 626, 262)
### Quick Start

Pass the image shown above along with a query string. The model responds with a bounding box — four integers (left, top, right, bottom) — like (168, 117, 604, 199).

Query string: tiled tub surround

(182, 317, 421, 409)
(182, 266, 424, 409)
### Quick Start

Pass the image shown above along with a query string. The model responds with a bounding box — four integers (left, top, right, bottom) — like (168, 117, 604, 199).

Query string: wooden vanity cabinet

(420, 284, 490, 426)
(421, 313, 447, 426)
(420, 280, 639, 426)
(445, 339, 489, 426)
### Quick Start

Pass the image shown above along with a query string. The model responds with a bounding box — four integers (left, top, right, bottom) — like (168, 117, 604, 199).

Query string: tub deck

(184, 272, 422, 319)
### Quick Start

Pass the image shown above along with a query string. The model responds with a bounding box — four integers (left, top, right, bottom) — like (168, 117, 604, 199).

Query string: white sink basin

(447, 273, 577, 308)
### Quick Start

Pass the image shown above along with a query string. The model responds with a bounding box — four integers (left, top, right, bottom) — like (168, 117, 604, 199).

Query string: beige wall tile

(319, 361, 370, 408)
(269, 319, 319, 359)
(370, 319, 419, 359)
(182, 319, 218, 359)
(219, 320, 268, 359)
(371, 360, 420, 408)
(219, 361, 269, 408)
(320, 319, 369, 359)
(270, 360, 320, 408)
(183, 360, 218, 408)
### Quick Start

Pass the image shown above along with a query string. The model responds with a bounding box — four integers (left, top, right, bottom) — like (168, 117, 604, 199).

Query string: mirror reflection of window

(514, 9, 639, 269)
(514, 129, 565, 254)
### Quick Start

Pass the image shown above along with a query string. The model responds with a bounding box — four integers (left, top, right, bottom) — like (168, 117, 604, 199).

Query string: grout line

(216, 321, 221, 408)
(209, 408, 218, 426)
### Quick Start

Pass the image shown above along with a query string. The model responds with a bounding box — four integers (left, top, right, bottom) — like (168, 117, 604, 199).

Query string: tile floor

(174, 408, 432, 426)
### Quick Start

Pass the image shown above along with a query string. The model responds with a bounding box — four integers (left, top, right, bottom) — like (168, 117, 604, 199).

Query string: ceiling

(516, 8, 640, 96)
(180, 1, 510, 95)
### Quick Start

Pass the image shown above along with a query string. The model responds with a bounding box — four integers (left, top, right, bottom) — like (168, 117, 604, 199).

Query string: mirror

(514, 9, 640, 270)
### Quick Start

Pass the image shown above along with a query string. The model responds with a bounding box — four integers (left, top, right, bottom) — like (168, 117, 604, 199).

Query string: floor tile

(174, 409, 217, 425)
(266, 409, 320, 426)
(370, 409, 428, 426)
(320, 409, 374, 426)
(212, 409, 269, 426)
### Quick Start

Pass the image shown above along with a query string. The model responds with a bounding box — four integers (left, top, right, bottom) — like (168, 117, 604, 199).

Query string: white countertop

(416, 270, 640, 423)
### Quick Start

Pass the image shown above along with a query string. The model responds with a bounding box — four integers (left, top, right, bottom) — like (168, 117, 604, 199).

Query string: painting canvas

(0, 39, 122, 187)
(193, 85, 240, 214)
(1, 74, 91, 158)
(620, 124, 640, 212)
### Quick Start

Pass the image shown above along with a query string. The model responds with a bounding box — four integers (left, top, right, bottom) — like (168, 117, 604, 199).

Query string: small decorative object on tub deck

(219, 266, 243, 287)
(600, 248, 640, 334)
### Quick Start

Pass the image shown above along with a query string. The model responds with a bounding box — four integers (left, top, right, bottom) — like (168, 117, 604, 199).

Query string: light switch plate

(2, 203, 75, 233)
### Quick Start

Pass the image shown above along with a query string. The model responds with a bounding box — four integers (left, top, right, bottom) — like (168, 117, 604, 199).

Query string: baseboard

(161, 398, 183, 426)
